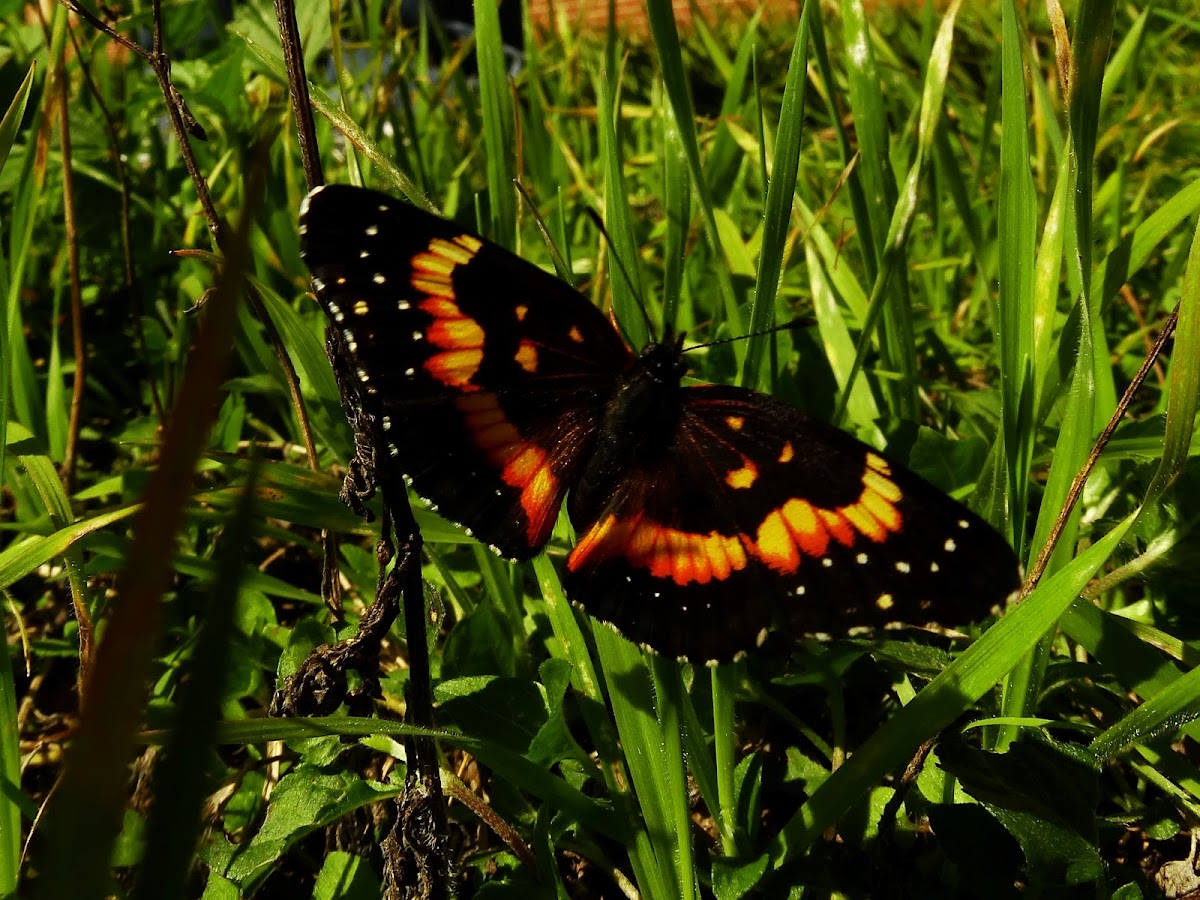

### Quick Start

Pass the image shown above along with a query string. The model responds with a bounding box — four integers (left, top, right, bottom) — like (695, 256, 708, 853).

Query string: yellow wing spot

(860, 488, 901, 531)
(672, 542, 697, 585)
(725, 458, 758, 489)
(863, 470, 902, 503)
(571, 517, 747, 586)
(778, 442, 795, 464)
(412, 250, 456, 276)
(419, 297, 460, 318)
(503, 446, 546, 486)
(520, 465, 559, 541)
(687, 547, 713, 585)
(429, 317, 484, 349)
(454, 234, 483, 253)
(352, 300, 370, 316)
(424, 350, 482, 390)
(412, 275, 455, 297)
(781, 498, 828, 558)
(429, 237, 476, 265)
(725, 416, 745, 431)
(818, 508, 856, 547)
(568, 325, 584, 343)
(841, 502, 886, 542)
(625, 518, 657, 560)
(515, 341, 539, 373)
(753, 510, 798, 573)
(571, 515, 625, 566)
(866, 452, 892, 475)
(876, 593, 895, 611)
(515, 304, 529, 321)
(704, 534, 733, 579)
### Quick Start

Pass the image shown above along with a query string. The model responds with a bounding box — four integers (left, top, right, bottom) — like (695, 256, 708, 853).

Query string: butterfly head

(637, 331, 688, 388)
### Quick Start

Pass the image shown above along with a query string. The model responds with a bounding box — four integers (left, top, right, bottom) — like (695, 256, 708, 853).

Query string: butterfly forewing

(566, 385, 1020, 661)
(300, 185, 632, 558)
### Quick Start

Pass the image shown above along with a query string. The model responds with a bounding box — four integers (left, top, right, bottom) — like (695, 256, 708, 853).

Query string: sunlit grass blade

(596, 64, 649, 348)
(740, 2, 810, 390)
(833, 0, 963, 426)
(643, 0, 740, 342)
(660, 92, 690, 333)
(592, 629, 680, 900)
(836, 0, 918, 420)
(996, 0, 1037, 550)
(473, 0, 516, 247)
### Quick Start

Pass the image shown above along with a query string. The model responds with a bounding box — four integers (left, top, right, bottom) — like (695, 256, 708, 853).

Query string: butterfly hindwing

(566, 385, 1020, 661)
(300, 185, 632, 558)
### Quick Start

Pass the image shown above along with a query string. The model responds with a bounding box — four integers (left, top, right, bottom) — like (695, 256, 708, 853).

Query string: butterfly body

(300, 184, 1021, 663)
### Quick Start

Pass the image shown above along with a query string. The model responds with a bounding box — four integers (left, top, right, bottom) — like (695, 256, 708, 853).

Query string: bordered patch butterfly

(300, 184, 1021, 663)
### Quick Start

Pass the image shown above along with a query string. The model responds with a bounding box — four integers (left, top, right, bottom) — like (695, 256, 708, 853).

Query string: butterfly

(299, 184, 1021, 663)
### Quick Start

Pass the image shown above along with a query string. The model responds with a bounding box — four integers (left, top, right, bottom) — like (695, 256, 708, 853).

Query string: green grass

(2, 0, 1200, 896)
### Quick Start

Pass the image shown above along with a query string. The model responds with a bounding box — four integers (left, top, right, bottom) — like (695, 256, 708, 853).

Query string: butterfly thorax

(570, 339, 687, 521)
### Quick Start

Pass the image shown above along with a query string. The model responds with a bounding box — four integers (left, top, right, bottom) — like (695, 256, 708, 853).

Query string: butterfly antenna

(584, 206, 656, 342)
(683, 317, 816, 353)
(515, 180, 577, 283)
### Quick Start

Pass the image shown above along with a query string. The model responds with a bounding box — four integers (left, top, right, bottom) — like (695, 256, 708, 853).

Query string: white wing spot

(856, 552, 868, 564)
(356, 368, 369, 382)
(822, 558, 833, 568)
(382, 416, 392, 431)
(388, 444, 399, 456)
(412, 331, 423, 341)
(404, 367, 415, 377)
(398, 300, 411, 310)
(653, 592, 661, 598)
(312, 277, 326, 292)
(373, 273, 386, 285)
(327, 301, 341, 317)
(944, 538, 957, 553)
(360, 250, 370, 259)
(377, 204, 389, 212)
(895, 561, 911, 574)
(958, 519, 970, 529)
(930, 561, 940, 573)
(365, 225, 379, 236)
(795, 585, 806, 596)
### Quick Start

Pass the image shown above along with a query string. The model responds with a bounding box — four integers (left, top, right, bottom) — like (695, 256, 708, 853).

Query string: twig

(273, 0, 323, 188)
(1023, 303, 1180, 594)
(57, 41, 85, 497)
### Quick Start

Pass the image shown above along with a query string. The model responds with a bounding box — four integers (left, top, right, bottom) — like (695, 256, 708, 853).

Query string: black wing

(300, 184, 633, 558)
(565, 385, 1020, 662)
